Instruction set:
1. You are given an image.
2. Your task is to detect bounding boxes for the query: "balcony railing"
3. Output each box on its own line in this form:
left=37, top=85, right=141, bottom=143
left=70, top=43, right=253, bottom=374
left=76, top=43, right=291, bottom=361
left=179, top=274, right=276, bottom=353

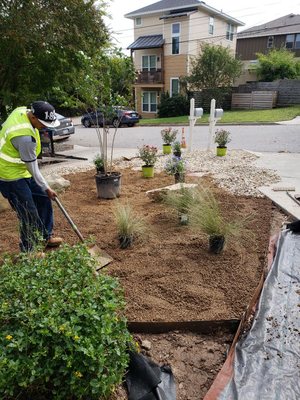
left=135, top=69, right=163, bottom=84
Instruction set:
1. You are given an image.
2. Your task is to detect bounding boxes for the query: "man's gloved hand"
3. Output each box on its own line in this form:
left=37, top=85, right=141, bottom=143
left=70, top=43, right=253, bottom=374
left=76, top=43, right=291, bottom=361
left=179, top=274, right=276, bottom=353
left=286, top=220, right=300, bottom=233
left=46, top=187, right=57, bottom=200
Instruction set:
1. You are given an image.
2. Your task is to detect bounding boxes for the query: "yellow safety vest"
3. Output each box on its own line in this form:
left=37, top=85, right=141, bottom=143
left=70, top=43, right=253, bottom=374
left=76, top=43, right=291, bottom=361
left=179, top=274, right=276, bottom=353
left=0, top=107, right=41, bottom=180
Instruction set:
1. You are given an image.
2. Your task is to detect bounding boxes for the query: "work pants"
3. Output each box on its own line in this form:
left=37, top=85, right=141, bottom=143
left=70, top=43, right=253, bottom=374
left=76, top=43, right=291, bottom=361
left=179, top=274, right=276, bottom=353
left=0, top=178, right=53, bottom=251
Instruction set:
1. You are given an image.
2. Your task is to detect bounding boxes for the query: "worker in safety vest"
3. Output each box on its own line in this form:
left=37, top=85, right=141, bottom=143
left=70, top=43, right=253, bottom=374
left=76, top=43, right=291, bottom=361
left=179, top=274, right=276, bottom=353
left=0, top=101, right=63, bottom=252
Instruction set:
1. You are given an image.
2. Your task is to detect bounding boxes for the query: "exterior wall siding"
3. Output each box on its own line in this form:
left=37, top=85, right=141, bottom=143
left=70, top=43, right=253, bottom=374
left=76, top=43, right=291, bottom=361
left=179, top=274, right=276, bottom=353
left=164, top=54, right=187, bottom=93
left=134, top=14, right=163, bottom=39
left=237, top=35, right=300, bottom=60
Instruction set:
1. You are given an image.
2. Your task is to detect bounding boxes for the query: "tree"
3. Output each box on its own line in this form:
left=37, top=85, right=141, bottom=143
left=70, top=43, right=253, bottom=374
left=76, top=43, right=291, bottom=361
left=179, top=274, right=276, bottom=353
left=0, top=0, right=109, bottom=118
left=185, top=43, right=242, bottom=107
left=256, top=48, right=300, bottom=82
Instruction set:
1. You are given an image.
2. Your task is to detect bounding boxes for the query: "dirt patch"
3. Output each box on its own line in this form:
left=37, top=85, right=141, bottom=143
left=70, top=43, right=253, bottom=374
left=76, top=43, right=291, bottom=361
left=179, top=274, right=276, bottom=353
left=0, top=168, right=285, bottom=399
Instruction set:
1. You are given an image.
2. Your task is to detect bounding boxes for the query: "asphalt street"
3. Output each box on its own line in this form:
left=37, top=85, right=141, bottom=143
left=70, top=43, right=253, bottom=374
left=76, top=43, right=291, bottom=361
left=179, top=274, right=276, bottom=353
left=69, top=123, right=300, bottom=153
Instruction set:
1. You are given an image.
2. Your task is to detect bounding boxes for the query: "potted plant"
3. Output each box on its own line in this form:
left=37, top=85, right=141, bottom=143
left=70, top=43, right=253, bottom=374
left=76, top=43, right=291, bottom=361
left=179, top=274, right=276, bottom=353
left=189, top=187, right=253, bottom=254
left=113, top=202, right=146, bottom=248
left=93, top=154, right=105, bottom=174
left=162, top=186, right=196, bottom=225
left=164, top=156, right=186, bottom=183
left=92, top=105, right=124, bottom=199
left=138, top=145, right=158, bottom=178
left=161, top=128, right=178, bottom=154
left=173, top=141, right=182, bottom=157
left=214, top=129, right=231, bottom=157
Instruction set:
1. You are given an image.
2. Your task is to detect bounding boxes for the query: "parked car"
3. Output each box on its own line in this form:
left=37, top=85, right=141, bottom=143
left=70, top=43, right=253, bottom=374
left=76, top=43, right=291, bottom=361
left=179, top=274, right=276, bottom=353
left=41, top=113, right=75, bottom=141
left=81, top=107, right=140, bottom=128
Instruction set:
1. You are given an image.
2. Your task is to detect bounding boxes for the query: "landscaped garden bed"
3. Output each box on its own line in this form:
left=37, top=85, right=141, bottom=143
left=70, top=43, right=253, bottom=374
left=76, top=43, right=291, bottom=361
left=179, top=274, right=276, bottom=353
left=0, top=167, right=284, bottom=399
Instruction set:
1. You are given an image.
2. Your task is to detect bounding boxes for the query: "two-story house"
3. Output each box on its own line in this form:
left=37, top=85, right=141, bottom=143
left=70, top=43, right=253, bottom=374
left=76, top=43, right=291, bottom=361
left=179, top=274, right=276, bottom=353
left=125, top=0, right=244, bottom=118
left=236, top=14, right=300, bottom=84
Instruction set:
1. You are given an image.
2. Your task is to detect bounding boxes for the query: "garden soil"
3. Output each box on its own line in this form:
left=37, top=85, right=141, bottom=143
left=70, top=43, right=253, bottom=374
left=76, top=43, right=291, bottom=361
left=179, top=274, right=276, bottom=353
left=0, top=168, right=285, bottom=399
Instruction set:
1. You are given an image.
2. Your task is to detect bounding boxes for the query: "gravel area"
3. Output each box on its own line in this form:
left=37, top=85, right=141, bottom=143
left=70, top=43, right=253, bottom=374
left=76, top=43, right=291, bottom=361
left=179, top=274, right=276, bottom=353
left=41, top=149, right=280, bottom=198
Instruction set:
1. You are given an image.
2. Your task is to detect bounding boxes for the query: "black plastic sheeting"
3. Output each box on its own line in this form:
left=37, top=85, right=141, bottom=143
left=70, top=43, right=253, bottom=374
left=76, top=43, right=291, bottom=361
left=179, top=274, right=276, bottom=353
left=126, top=351, right=176, bottom=400
left=219, top=230, right=300, bottom=399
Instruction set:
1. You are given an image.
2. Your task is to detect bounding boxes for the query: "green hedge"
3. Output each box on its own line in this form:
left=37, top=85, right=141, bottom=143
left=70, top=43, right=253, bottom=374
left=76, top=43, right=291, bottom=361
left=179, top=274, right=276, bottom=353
left=0, top=245, right=132, bottom=399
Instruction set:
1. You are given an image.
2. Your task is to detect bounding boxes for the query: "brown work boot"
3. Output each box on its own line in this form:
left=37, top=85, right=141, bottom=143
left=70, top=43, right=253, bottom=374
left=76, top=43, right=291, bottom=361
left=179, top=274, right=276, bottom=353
left=46, top=236, right=63, bottom=248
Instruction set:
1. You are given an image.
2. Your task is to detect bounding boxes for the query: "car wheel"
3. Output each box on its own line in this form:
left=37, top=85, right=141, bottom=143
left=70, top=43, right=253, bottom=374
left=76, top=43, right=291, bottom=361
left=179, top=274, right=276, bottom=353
left=112, top=118, right=120, bottom=128
left=127, top=123, right=134, bottom=127
left=83, top=119, right=91, bottom=128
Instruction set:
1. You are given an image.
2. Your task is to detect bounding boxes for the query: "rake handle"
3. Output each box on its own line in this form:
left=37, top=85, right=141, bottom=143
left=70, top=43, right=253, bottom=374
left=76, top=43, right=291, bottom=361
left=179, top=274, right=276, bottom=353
left=53, top=197, right=85, bottom=243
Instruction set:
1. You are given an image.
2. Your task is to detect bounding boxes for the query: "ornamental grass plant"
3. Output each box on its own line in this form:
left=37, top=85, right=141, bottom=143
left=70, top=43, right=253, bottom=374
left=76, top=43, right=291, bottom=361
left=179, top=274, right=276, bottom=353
left=189, top=186, right=254, bottom=247
left=0, top=244, right=132, bottom=399
left=162, top=186, right=197, bottom=224
left=113, top=202, right=147, bottom=248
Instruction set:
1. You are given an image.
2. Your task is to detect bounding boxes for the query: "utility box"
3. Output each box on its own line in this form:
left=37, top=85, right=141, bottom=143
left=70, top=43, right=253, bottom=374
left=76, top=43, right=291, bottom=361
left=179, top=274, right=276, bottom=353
left=194, top=108, right=203, bottom=118
left=214, top=109, right=223, bottom=119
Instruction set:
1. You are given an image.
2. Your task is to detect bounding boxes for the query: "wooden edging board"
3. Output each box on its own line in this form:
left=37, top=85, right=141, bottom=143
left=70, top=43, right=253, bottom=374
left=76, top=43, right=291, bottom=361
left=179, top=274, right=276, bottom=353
left=128, top=319, right=240, bottom=334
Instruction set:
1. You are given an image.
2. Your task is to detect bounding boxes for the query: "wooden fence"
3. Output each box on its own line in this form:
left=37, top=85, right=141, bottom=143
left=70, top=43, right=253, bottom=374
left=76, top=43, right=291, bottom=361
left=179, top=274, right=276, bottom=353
left=231, top=91, right=277, bottom=109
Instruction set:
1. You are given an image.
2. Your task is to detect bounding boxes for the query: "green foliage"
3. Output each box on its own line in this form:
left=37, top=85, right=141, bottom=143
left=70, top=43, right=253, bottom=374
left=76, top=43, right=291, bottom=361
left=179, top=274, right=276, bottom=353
left=158, top=92, right=189, bottom=117
left=164, top=156, right=186, bottom=176
left=93, top=154, right=104, bottom=173
left=162, top=186, right=197, bottom=216
left=160, top=127, right=178, bottom=144
left=113, top=202, right=147, bottom=248
left=0, top=245, right=132, bottom=399
left=189, top=187, right=253, bottom=241
left=256, top=48, right=300, bottom=81
left=138, top=145, right=158, bottom=166
left=173, top=141, right=182, bottom=153
left=214, top=129, right=231, bottom=148
left=185, top=44, right=242, bottom=106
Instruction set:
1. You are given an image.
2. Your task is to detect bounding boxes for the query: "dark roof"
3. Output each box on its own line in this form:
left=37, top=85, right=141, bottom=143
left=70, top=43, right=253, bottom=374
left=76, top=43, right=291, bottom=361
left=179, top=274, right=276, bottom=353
left=125, top=0, right=244, bottom=26
left=238, top=14, right=300, bottom=39
left=127, top=35, right=165, bottom=50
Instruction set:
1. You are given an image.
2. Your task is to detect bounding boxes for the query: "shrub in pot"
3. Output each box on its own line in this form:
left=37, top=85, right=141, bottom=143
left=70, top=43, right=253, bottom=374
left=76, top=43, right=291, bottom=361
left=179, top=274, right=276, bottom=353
left=138, top=144, right=158, bottom=178
left=93, top=153, right=105, bottom=174
left=0, top=245, right=132, bottom=399
left=161, top=127, right=178, bottom=154
left=164, top=155, right=186, bottom=183
left=173, top=141, right=182, bottom=157
left=214, top=129, right=231, bottom=157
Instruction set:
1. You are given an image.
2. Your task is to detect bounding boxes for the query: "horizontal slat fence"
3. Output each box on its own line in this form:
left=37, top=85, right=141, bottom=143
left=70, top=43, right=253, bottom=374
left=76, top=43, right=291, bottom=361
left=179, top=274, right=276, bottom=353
left=231, top=91, right=277, bottom=109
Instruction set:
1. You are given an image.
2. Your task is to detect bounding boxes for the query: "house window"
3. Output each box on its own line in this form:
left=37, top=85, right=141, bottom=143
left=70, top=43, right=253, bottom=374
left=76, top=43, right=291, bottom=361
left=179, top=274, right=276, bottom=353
left=135, top=17, right=142, bottom=26
left=226, top=24, right=234, bottom=41
left=142, top=55, right=156, bottom=71
left=170, top=78, right=180, bottom=97
left=209, top=17, right=214, bottom=35
left=172, top=23, right=180, bottom=54
left=267, top=36, right=274, bottom=48
left=295, top=33, right=300, bottom=49
left=142, top=91, right=157, bottom=112
left=286, top=34, right=295, bottom=49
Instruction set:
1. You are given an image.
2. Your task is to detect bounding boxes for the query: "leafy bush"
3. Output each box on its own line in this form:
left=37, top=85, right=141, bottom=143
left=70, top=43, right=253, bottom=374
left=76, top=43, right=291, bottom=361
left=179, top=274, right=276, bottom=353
left=138, top=144, right=158, bottom=166
left=214, top=129, right=231, bottom=148
left=0, top=245, right=132, bottom=399
left=158, top=92, right=189, bottom=117
left=164, top=156, right=186, bottom=176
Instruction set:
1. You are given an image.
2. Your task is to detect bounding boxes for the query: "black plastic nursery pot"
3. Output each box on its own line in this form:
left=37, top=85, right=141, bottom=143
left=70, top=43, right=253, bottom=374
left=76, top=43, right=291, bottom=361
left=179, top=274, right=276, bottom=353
left=209, top=235, right=225, bottom=254
left=95, top=172, right=121, bottom=199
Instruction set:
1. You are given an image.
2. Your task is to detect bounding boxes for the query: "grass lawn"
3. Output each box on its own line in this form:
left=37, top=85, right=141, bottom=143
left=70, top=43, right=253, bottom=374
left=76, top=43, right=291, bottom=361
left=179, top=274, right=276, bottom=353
left=140, top=105, right=300, bottom=125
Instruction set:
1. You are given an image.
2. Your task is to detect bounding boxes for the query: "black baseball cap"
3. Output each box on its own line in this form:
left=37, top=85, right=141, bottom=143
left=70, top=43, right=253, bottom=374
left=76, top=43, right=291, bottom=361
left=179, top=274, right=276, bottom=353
left=31, top=101, right=60, bottom=128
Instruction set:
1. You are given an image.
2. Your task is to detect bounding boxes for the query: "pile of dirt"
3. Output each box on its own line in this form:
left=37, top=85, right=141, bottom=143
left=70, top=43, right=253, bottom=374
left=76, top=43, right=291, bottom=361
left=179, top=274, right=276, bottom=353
left=0, top=168, right=284, bottom=399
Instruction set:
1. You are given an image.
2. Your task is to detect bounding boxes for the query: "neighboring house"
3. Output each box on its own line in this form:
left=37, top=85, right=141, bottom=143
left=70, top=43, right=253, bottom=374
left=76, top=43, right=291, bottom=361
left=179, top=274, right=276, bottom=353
left=125, top=0, right=244, bottom=118
left=235, top=14, right=300, bottom=85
